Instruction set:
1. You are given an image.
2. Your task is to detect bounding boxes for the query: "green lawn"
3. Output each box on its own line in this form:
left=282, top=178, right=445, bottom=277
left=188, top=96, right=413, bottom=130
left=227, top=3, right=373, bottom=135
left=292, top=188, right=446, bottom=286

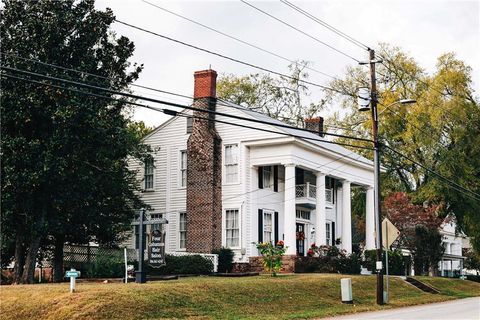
left=1, top=274, right=479, bottom=320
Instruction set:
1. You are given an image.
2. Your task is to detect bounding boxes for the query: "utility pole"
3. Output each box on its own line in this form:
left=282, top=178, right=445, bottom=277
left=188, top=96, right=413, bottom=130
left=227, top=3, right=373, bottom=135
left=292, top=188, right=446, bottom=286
left=369, top=48, right=384, bottom=305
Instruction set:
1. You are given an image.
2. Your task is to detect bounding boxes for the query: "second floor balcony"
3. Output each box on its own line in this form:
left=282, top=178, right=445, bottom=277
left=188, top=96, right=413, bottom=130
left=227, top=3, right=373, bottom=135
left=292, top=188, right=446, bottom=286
left=295, top=183, right=333, bottom=208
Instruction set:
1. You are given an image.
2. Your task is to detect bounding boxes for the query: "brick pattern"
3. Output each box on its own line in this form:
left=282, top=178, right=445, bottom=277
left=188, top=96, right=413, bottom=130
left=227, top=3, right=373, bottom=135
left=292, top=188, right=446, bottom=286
left=240, top=255, right=297, bottom=273
left=186, top=92, right=222, bottom=253
left=304, top=117, right=324, bottom=136
left=193, top=70, right=217, bottom=99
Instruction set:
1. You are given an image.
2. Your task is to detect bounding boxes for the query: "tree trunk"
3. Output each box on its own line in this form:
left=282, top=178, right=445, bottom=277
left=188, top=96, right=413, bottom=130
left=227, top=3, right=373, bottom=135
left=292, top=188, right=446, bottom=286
left=21, top=214, right=45, bottom=284
left=13, top=233, right=25, bottom=284
left=53, top=235, right=65, bottom=283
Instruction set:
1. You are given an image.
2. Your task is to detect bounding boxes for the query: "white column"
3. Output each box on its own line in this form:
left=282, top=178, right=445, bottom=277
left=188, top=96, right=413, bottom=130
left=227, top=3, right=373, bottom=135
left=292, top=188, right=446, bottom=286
left=365, top=186, right=375, bottom=250
left=315, top=172, right=327, bottom=246
left=341, top=180, right=352, bottom=253
left=284, top=164, right=296, bottom=255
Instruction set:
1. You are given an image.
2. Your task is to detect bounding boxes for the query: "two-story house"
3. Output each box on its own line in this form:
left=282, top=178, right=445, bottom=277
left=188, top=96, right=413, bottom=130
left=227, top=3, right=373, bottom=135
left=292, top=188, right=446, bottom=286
left=130, top=69, right=376, bottom=268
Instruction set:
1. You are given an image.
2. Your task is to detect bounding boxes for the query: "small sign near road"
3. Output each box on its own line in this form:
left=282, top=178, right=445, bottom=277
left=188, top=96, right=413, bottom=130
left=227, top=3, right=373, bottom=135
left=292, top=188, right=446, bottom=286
left=148, top=228, right=166, bottom=267
left=65, top=270, right=81, bottom=278
left=382, top=218, right=400, bottom=249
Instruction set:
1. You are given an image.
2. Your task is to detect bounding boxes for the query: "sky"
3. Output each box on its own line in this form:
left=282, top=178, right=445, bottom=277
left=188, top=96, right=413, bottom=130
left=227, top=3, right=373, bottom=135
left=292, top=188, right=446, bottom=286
left=95, top=0, right=480, bottom=127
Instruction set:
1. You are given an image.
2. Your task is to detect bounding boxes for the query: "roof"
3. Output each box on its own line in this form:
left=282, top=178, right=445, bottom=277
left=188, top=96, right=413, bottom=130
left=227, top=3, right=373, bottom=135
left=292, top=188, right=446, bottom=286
left=219, top=100, right=374, bottom=167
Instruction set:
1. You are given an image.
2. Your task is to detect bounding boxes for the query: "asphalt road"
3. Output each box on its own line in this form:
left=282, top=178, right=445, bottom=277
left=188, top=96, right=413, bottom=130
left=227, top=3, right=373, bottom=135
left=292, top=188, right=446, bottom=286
left=324, top=297, right=480, bottom=320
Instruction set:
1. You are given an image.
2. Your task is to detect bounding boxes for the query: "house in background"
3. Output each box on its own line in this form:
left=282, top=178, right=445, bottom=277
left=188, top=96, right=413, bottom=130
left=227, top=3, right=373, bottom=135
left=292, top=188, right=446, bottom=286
left=130, top=69, right=376, bottom=270
left=439, top=217, right=467, bottom=277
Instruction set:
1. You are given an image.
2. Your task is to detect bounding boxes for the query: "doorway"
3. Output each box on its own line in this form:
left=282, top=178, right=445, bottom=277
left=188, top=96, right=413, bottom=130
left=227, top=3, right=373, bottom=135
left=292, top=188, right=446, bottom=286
left=296, top=223, right=305, bottom=256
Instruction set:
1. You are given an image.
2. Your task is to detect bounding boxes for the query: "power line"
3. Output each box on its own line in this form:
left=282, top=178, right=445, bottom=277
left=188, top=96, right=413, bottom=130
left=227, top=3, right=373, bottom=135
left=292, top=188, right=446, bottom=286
left=280, top=0, right=371, bottom=51
left=113, top=19, right=357, bottom=97
left=0, top=68, right=374, bottom=151
left=141, top=0, right=337, bottom=80
left=240, top=0, right=361, bottom=63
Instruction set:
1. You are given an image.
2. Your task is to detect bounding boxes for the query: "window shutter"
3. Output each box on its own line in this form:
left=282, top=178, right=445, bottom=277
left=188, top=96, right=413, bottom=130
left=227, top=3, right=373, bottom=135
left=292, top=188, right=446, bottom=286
left=332, top=222, right=336, bottom=245
left=258, top=167, right=263, bottom=189
left=258, top=209, right=263, bottom=242
left=274, top=211, right=279, bottom=244
left=273, top=166, right=278, bottom=192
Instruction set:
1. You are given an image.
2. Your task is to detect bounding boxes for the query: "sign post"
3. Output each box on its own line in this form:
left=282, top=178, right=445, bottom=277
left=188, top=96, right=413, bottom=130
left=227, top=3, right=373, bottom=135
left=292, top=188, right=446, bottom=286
left=131, top=209, right=168, bottom=283
left=381, top=218, right=400, bottom=303
left=65, top=268, right=80, bottom=293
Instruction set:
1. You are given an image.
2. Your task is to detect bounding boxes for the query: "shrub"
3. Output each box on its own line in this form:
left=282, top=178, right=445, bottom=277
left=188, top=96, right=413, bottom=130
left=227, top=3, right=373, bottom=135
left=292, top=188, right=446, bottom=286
left=213, top=248, right=234, bottom=273
left=148, top=255, right=213, bottom=275
left=465, top=275, right=480, bottom=283
left=85, top=254, right=124, bottom=278
left=363, top=249, right=406, bottom=275
left=294, top=245, right=361, bottom=274
left=255, top=241, right=287, bottom=276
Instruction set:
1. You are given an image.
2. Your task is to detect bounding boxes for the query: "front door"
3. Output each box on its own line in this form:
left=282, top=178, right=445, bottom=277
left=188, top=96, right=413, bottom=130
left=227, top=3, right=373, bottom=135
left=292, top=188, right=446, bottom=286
left=296, top=223, right=305, bottom=256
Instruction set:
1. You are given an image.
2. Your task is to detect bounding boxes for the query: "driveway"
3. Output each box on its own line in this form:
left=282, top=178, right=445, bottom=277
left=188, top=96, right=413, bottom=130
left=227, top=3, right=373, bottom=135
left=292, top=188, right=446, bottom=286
left=324, top=297, right=480, bottom=320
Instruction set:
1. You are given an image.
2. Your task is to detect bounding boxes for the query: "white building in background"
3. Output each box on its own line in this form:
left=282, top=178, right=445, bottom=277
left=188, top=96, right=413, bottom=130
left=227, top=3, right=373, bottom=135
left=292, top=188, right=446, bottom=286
left=130, top=69, right=376, bottom=264
left=439, top=217, right=467, bottom=277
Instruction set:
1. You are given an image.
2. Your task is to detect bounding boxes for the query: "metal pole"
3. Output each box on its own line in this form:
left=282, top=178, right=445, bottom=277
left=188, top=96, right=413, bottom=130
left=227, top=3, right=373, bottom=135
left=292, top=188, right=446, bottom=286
left=124, top=247, right=128, bottom=284
left=385, top=226, right=389, bottom=303
left=369, top=48, right=384, bottom=305
left=136, top=208, right=146, bottom=283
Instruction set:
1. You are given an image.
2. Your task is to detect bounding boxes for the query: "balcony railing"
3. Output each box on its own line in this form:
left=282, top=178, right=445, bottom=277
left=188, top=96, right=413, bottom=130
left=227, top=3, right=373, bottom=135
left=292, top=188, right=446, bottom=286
left=295, top=184, right=333, bottom=205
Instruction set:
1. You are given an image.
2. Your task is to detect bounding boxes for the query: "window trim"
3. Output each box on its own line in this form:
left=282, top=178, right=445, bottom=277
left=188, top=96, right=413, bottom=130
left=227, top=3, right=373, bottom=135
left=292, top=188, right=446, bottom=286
left=179, top=150, right=187, bottom=189
left=223, top=208, right=241, bottom=249
left=224, top=143, right=239, bottom=185
left=262, top=166, right=274, bottom=190
left=178, top=211, right=187, bottom=251
left=262, top=209, right=275, bottom=244
left=326, top=221, right=332, bottom=246
left=143, top=158, right=155, bottom=191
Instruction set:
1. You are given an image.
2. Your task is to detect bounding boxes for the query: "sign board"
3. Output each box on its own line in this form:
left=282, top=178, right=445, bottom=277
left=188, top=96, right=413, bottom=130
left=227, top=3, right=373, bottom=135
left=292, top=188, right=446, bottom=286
left=65, top=270, right=81, bottom=278
left=148, top=227, right=166, bottom=267
left=382, top=218, right=400, bottom=249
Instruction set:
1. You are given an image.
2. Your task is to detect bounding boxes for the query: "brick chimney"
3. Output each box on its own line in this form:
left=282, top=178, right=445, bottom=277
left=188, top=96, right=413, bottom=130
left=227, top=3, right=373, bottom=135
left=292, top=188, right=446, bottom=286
left=304, top=117, right=324, bottom=137
left=186, top=69, right=222, bottom=253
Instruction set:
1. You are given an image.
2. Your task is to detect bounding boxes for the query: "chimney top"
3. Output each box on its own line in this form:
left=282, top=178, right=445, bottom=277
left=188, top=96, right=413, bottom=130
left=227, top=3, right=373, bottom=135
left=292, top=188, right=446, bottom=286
left=194, top=69, right=217, bottom=99
left=304, top=117, right=324, bottom=137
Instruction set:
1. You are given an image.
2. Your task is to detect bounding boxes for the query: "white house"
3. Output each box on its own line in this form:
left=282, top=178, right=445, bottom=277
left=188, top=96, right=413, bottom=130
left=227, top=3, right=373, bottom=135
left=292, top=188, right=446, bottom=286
left=439, top=217, right=467, bottom=277
left=130, top=69, right=376, bottom=267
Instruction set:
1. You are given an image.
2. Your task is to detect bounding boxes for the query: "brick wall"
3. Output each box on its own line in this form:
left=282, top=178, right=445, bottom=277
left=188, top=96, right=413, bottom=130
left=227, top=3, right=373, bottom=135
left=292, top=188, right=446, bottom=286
left=186, top=69, right=223, bottom=253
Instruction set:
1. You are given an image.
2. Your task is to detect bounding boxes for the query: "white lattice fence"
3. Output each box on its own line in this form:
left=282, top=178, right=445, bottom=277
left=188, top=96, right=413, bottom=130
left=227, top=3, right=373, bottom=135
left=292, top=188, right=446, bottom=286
left=167, top=251, right=219, bottom=272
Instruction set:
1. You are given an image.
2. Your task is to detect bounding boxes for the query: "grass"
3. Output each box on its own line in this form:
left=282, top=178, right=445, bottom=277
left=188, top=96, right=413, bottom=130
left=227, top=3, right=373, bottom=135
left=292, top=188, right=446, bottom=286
left=1, top=274, right=479, bottom=320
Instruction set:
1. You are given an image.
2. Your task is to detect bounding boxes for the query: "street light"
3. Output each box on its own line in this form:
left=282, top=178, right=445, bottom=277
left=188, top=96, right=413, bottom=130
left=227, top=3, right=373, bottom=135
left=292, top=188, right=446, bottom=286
left=358, top=93, right=415, bottom=304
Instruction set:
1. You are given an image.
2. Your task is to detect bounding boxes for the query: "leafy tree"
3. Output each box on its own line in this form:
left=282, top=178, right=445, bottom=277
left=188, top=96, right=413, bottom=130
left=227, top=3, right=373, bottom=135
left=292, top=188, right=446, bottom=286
left=217, top=62, right=326, bottom=127
left=326, top=44, right=480, bottom=250
left=463, top=248, right=480, bottom=275
left=1, top=0, right=149, bottom=283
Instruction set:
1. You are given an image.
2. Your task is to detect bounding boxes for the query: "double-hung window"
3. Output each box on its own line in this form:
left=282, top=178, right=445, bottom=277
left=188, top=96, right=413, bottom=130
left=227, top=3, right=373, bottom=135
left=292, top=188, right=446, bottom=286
left=180, top=150, right=187, bottom=188
left=326, top=222, right=331, bottom=246
left=263, top=211, right=273, bottom=243
left=225, top=209, right=240, bottom=248
left=144, top=158, right=154, bottom=190
left=225, top=144, right=239, bottom=184
left=263, top=166, right=273, bottom=189
left=179, top=212, right=187, bottom=249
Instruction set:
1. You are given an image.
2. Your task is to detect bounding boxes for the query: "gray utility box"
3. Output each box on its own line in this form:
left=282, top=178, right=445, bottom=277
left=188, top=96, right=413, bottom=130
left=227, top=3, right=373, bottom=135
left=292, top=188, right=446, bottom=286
left=341, top=278, right=353, bottom=304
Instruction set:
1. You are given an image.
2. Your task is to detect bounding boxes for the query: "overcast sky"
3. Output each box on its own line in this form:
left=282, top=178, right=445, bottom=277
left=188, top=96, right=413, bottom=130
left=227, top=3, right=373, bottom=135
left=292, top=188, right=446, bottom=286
left=95, top=0, right=479, bottom=127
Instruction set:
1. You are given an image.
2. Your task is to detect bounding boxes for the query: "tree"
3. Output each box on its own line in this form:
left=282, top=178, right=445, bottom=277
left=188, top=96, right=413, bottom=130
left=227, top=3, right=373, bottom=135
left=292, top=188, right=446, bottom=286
left=1, top=0, right=149, bottom=283
left=384, top=192, right=444, bottom=275
left=217, top=61, right=326, bottom=127
left=326, top=44, right=480, bottom=250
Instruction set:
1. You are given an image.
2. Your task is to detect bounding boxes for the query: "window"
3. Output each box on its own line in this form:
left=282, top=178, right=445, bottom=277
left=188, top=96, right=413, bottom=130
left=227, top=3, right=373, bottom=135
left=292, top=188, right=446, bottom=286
left=186, top=117, right=193, bottom=134
left=144, top=158, right=154, bottom=190
left=263, top=166, right=273, bottom=189
left=225, top=209, right=240, bottom=247
left=180, top=150, right=187, bottom=188
left=263, top=211, right=273, bottom=243
left=296, top=210, right=311, bottom=220
left=179, top=212, right=187, bottom=249
left=326, top=222, right=331, bottom=246
left=225, top=144, right=239, bottom=183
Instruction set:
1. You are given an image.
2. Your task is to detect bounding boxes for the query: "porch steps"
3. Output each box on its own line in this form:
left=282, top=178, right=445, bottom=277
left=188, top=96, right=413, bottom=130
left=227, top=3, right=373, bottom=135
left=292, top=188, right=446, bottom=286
left=405, top=277, right=440, bottom=294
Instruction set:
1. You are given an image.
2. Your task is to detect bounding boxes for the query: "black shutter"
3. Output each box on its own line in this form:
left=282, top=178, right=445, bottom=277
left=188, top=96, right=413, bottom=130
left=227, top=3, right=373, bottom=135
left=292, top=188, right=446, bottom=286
left=273, top=166, right=278, bottom=192
left=274, top=211, right=279, bottom=244
left=332, top=222, right=336, bottom=246
left=258, top=209, right=263, bottom=242
left=258, top=167, right=264, bottom=189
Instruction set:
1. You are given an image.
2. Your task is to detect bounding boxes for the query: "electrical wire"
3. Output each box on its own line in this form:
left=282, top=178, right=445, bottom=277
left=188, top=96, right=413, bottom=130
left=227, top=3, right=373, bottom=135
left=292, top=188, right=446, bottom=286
left=141, top=0, right=337, bottom=80
left=240, top=0, right=361, bottom=63
left=280, top=0, right=371, bottom=51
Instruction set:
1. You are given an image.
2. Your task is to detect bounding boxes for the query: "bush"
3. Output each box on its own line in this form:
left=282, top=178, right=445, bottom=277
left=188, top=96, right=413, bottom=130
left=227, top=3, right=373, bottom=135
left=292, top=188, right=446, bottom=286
left=295, top=245, right=361, bottom=274
left=148, top=255, right=213, bottom=275
left=363, top=249, right=406, bottom=275
left=85, top=254, right=125, bottom=278
left=213, top=248, right=234, bottom=273
left=465, top=275, right=480, bottom=283
left=255, top=241, right=287, bottom=276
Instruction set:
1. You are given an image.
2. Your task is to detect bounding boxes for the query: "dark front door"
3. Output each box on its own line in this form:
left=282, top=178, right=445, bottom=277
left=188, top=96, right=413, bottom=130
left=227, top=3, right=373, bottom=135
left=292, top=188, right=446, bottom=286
left=296, top=223, right=305, bottom=256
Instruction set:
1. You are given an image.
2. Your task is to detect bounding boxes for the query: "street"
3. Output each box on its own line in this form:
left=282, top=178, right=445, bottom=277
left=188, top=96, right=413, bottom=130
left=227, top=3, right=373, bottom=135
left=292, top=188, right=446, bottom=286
left=325, top=297, right=480, bottom=320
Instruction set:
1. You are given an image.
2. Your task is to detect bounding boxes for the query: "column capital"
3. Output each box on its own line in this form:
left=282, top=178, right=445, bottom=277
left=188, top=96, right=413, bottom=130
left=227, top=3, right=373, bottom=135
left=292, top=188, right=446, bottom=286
left=283, top=163, right=296, bottom=168
left=342, top=180, right=351, bottom=186
left=365, top=185, right=374, bottom=190
left=314, top=171, right=326, bottom=177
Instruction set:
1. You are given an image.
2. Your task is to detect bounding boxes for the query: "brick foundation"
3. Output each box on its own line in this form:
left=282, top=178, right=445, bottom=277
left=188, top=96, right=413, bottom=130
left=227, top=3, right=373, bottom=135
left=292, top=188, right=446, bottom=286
left=235, top=255, right=297, bottom=274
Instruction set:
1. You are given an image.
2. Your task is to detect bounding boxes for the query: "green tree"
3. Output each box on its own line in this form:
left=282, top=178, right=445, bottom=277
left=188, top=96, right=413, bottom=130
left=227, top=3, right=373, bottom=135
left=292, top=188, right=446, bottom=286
left=1, top=0, right=149, bottom=283
left=326, top=44, right=480, bottom=250
left=217, top=62, right=326, bottom=127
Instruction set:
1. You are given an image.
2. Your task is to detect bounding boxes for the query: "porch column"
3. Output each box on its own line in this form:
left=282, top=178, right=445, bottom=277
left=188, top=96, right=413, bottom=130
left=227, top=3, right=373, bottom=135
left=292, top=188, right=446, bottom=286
left=315, top=172, right=327, bottom=246
left=341, top=180, right=352, bottom=253
left=284, top=164, right=296, bottom=255
left=365, top=186, right=375, bottom=250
